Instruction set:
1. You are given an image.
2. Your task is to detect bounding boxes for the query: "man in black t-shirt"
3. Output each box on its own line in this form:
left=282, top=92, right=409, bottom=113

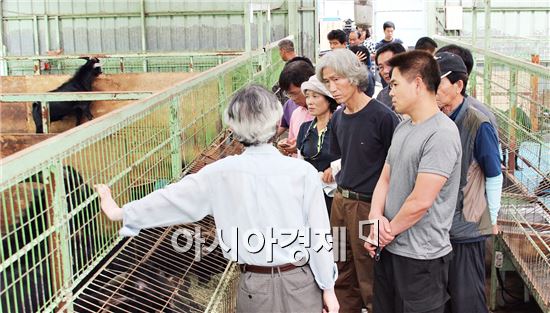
left=316, top=48, right=399, bottom=312
left=375, top=21, right=404, bottom=88
left=374, top=21, right=403, bottom=51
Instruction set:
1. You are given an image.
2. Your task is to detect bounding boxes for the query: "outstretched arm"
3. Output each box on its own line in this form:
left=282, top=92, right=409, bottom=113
left=95, top=184, right=123, bottom=221
left=95, top=172, right=212, bottom=236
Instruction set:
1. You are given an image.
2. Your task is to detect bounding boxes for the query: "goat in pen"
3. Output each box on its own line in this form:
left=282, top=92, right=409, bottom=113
left=32, top=57, right=102, bottom=133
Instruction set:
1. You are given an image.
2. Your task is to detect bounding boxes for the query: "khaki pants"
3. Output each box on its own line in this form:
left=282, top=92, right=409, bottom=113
left=236, top=265, right=322, bottom=313
left=331, top=191, right=374, bottom=313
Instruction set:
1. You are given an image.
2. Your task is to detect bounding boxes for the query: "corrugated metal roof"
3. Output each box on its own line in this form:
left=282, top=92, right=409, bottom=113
left=1, top=0, right=296, bottom=56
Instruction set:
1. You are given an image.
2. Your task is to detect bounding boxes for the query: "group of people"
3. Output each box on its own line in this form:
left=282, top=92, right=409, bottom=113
left=94, top=21, right=503, bottom=313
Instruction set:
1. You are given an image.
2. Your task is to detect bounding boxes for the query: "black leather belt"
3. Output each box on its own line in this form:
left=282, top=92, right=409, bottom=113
left=337, top=186, right=372, bottom=202
left=239, top=263, right=299, bottom=274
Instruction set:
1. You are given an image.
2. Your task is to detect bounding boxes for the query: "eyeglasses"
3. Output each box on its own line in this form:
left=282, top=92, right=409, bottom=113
left=283, top=90, right=302, bottom=99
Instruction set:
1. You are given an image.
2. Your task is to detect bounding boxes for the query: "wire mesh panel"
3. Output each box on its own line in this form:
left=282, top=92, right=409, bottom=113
left=70, top=132, right=244, bottom=313
left=498, top=204, right=550, bottom=309
left=487, top=66, right=546, bottom=207
left=2, top=53, right=238, bottom=76
left=72, top=219, right=227, bottom=313
left=444, top=36, right=550, bottom=63
left=1, top=172, right=56, bottom=312
left=0, top=40, right=286, bottom=312
left=478, top=61, right=550, bottom=207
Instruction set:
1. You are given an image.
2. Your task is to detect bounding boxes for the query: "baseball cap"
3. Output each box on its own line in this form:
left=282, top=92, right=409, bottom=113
left=435, top=51, right=467, bottom=78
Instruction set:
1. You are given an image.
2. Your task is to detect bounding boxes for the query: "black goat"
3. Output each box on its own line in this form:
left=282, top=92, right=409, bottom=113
left=1, top=181, right=51, bottom=313
left=32, top=57, right=102, bottom=133
left=22, top=166, right=99, bottom=273
left=1, top=166, right=99, bottom=312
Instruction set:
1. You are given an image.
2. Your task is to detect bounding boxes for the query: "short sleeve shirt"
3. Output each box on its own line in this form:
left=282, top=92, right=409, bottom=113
left=330, top=99, right=398, bottom=194
left=385, top=112, right=462, bottom=260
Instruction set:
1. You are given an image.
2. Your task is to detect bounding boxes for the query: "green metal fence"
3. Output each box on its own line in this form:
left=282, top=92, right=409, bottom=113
left=443, top=36, right=550, bottom=62
left=0, top=38, right=286, bottom=312
left=0, top=52, right=239, bottom=76
left=435, top=35, right=550, bottom=312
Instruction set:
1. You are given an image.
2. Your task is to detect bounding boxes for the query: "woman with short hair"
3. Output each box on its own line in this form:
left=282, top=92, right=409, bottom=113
left=297, top=75, right=339, bottom=214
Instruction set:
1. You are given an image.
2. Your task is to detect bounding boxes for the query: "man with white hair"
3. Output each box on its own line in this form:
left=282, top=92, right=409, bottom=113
left=94, top=85, right=340, bottom=313
left=316, top=48, right=399, bottom=312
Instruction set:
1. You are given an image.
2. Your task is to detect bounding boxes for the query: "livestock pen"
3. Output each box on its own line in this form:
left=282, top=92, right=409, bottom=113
left=0, top=40, right=285, bottom=312
left=0, top=58, right=211, bottom=153
left=0, top=1, right=312, bottom=310
left=2, top=1, right=548, bottom=312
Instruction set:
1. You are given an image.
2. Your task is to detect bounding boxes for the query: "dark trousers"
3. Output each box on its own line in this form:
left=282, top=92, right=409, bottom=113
left=373, top=250, right=452, bottom=313
left=330, top=192, right=373, bottom=312
left=446, top=240, right=489, bottom=313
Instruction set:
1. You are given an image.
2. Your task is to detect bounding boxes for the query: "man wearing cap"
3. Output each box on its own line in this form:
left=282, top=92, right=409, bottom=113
left=437, top=45, right=499, bottom=131
left=435, top=51, right=502, bottom=313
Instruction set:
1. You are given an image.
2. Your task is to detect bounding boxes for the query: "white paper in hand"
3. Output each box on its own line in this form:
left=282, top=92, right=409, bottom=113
left=319, top=172, right=337, bottom=197
left=330, top=159, right=341, bottom=177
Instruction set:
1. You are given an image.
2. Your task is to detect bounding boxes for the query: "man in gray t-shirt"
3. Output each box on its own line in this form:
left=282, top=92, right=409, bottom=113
left=364, top=50, right=462, bottom=313
left=384, top=112, right=461, bottom=259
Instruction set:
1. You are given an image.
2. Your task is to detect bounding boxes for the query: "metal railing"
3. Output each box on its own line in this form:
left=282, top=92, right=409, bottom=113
left=0, top=52, right=239, bottom=76
left=0, top=92, right=155, bottom=134
left=441, top=36, right=550, bottom=62
left=496, top=205, right=550, bottom=311
left=0, top=36, right=287, bottom=312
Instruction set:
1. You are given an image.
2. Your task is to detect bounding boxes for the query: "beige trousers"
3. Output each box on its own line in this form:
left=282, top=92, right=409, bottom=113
left=236, top=265, right=323, bottom=313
